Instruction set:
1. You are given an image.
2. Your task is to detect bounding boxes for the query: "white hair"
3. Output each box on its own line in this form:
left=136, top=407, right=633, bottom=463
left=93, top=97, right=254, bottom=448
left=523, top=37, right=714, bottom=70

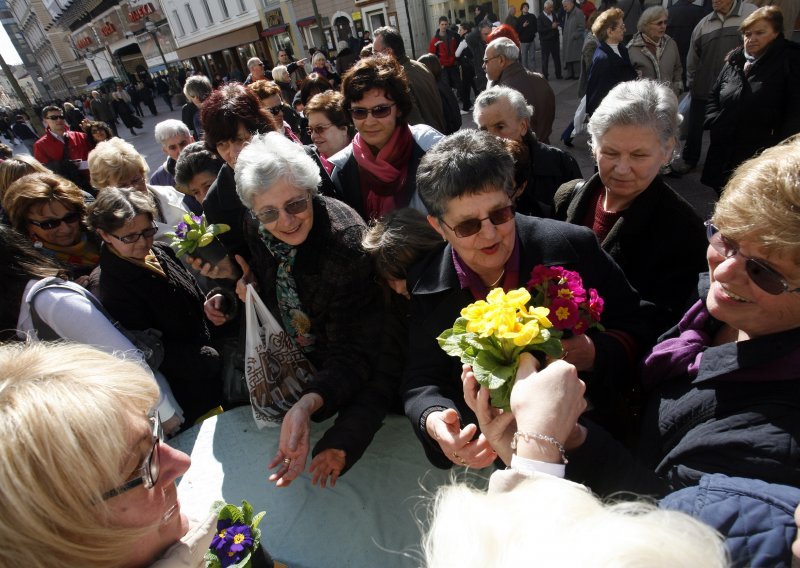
left=487, top=37, right=519, bottom=60
left=154, top=119, right=191, bottom=145
left=247, top=57, right=262, bottom=70
left=271, top=64, right=290, bottom=83
left=473, top=85, right=534, bottom=124
left=423, top=475, right=728, bottom=568
left=234, top=132, right=321, bottom=209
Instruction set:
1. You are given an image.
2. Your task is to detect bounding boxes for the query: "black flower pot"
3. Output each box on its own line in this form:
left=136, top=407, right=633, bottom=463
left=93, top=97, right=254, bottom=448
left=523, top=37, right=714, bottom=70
left=194, top=237, right=228, bottom=265
left=251, top=545, right=274, bottom=568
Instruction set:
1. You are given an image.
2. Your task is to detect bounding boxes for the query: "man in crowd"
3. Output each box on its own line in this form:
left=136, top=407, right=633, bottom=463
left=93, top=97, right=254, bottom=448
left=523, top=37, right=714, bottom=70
left=516, top=2, right=539, bottom=72
left=244, top=57, right=269, bottom=85
left=429, top=16, right=461, bottom=90
left=672, top=0, right=756, bottom=174
left=466, top=19, right=493, bottom=92
left=667, top=0, right=707, bottom=88
left=151, top=119, right=195, bottom=187
left=33, top=105, right=92, bottom=192
left=484, top=37, right=556, bottom=143
left=372, top=26, right=447, bottom=133
left=90, top=90, right=118, bottom=137
left=538, top=0, right=562, bottom=80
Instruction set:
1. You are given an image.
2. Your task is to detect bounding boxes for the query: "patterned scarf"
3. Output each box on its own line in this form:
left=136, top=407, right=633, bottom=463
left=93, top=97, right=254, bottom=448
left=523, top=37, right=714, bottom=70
left=259, top=226, right=316, bottom=353
left=38, top=232, right=100, bottom=272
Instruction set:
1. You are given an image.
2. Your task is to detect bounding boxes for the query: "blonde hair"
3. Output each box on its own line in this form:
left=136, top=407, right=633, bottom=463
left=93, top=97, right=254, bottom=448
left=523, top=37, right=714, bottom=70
left=0, top=343, right=160, bottom=568
left=713, top=135, right=800, bottom=260
left=423, top=475, right=728, bottom=567
left=88, top=137, right=149, bottom=190
left=592, top=7, right=624, bottom=41
left=0, top=155, right=49, bottom=197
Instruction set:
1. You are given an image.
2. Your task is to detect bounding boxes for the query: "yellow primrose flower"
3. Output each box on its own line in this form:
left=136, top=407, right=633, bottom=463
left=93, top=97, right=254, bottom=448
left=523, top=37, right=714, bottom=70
left=524, top=306, right=553, bottom=328
left=461, top=300, right=490, bottom=321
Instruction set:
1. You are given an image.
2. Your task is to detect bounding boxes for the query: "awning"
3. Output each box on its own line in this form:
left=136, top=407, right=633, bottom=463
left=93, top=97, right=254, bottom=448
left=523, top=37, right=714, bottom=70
left=261, top=24, right=289, bottom=37
left=176, top=24, right=262, bottom=60
left=297, top=16, right=316, bottom=27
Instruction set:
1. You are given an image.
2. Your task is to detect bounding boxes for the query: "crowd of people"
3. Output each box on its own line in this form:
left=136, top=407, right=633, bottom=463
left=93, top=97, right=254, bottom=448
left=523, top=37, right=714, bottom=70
left=2, top=1, right=800, bottom=565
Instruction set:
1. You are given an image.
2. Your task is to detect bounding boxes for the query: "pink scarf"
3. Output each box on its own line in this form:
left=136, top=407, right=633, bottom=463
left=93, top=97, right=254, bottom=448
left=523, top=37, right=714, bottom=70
left=352, top=124, right=413, bottom=218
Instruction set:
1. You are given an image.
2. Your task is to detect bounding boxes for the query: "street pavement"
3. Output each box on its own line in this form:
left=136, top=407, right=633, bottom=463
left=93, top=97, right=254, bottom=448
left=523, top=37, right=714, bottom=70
left=12, top=81, right=718, bottom=222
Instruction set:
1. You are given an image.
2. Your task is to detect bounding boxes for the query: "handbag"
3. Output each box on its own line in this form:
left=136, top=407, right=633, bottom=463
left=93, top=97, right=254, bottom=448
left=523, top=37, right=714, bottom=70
left=244, top=283, right=315, bottom=429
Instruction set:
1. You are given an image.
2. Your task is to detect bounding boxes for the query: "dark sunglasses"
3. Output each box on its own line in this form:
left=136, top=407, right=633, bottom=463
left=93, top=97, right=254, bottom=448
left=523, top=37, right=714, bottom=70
left=103, top=412, right=163, bottom=500
left=349, top=103, right=395, bottom=120
left=108, top=224, right=158, bottom=244
left=440, top=205, right=515, bottom=238
left=46, top=115, right=65, bottom=120
left=251, top=195, right=310, bottom=224
left=705, top=221, right=800, bottom=295
left=28, top=210, right=81, bottom=230
left=307, top=123, right=333, bottom=136
left=267, top=105, right=283, bottom=115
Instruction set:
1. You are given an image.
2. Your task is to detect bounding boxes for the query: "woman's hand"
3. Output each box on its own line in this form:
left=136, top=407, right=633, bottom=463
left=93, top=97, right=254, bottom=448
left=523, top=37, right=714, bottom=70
left=234, top=255, right=255, bottom=302
left=561, top=334, right=596, bottom=372
left=204, top=294, right=229, bottom=326
left=462, top=364, right=516, bottom=464
left=425, top=409, right=497, bottom=468
left=267, top=393, right=323, bottom=487
left=186, top=254, right=240, bottom=281
left=309, top=448, right=346, bottom=488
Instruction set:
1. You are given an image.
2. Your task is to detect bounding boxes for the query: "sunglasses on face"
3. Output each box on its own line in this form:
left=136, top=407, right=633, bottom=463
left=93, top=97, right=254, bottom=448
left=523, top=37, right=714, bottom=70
left=108, top=224, right=158, bottom=244
left=28, top=210, right=81, bottom=230
left=706, top=221, right=800, bottom=295
left=251, top=195, right=310, bottom=224
left=307, top=123, right=334, bottom=136
left=440, top=205, right=515, bottom=238
left=103, top=412, right=163, bottom=500
left=267, top=105, right=283, bottom=115
left=46, top=115, right=65, bottom=121
left=349, top=103, right=396, bottom=120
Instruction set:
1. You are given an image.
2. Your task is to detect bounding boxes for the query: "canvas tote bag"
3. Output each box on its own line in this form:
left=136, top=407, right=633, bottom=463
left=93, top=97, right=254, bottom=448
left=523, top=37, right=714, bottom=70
left=244, top=283, right=315, bottom=429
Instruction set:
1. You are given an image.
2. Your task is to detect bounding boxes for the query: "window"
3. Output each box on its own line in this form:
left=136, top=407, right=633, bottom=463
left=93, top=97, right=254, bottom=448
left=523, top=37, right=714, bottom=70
left=172, top=10, right=186, bottom=36
left=219, top=0, right=229, bottom=18
left=185, top=4, right=198, bottom=31
left=237, top=0, right=247, bottom=14
left=201, top=0, right=214, bottom=23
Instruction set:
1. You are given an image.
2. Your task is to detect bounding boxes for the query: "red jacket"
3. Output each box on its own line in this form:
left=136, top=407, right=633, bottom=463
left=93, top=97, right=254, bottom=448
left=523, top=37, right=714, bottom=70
left=428, top=31, right=459, bottom=68
left=33, top=129, right=91, bottom=166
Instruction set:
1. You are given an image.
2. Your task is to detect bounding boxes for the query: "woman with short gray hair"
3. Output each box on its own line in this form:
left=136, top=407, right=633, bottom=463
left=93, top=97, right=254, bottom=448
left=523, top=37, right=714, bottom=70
left=627, top=6, right=683, bottom=96
left=204, top=131, right=382, bottom=488
left=182, top=75, right=213, bottom=139
left=554, top=79, right=706, bottom=333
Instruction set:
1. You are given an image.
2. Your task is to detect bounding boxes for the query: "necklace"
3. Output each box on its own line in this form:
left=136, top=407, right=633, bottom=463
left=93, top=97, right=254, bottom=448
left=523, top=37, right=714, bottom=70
left=488, top=269, right=505, bottom=288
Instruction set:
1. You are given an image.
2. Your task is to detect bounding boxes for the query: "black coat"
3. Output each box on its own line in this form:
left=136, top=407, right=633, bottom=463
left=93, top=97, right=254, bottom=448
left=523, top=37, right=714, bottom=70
left=95, top=242, right=221, bottom=421
left=537, top=12, right=560, bottom=45
left=585, top=42, right=638, bottom=115
left=702, top=37, right=800, bottom=191
left=403, top=214, right=657, bottom=468
left=516, top=12, right=538, bottom=43
left=520, top=133, right=583, bottom=218
left=553, top=173, right=707, bottom=334
left=245, top=196, right=383, bottom=420
left=567, top=274, right=800, bottom=498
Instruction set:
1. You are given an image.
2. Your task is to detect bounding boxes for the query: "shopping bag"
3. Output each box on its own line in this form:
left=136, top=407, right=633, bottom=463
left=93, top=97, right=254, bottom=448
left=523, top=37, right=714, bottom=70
left=678, top=93, right=691, bottom=140
left=573, top=95, right=588, bottom=137
left=244, top=283, right=315, bottom=429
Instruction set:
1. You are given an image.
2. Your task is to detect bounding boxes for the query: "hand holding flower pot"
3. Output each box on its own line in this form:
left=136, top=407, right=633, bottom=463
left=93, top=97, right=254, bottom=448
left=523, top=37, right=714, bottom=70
left=166, top=213, right=231, bottom=265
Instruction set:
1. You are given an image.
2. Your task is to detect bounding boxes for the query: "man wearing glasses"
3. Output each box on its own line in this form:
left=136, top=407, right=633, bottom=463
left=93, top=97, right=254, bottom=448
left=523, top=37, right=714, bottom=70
left=33, top=105, right=93, bottom=192
left=244, top=57, right=270, bottom=85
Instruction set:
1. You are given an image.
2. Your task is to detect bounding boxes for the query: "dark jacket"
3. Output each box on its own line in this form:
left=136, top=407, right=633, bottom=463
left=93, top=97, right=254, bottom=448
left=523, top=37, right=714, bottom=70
left=95, top=242, right=221, bottom=421
left=666, top=0, right=706, bottom=85
left=335, top=47, right=358, bottom=75
left=586, top=42, right=638, bottom=115
left=519, top=133, right=582, bottom=218
left=537, top=11, right=560, bottom=45
left=245, top=196, right=382, bottom=420
left=702, top=37, right=800, bottom=191
left=567, top=274, right=800, bottom=497
left=436, top=75, right=462, bottom=135
left=553, top=173, right=706, bottom=333
left=662, top=474, right=800, bottom=568
left=182, top=101, right=198, bottom=138
left=516, top=12, right=538, bottom=43
left=403, top=214, right=657, bottom=468
left=493, top=61, right=556, bottom=143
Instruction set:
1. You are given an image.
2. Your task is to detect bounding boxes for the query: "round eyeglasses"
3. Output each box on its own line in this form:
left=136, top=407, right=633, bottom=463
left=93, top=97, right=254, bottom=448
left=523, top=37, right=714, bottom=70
left=251, top=195, right=311, bottom=225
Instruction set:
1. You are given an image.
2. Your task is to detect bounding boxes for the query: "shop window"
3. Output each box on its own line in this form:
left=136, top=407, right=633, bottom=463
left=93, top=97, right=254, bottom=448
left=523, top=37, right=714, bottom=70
left=219, top=0, right=230, bottom=19
left=185, top=4, right=198, bottom=31
left=201, top=0, right=214, bottom=24
left=172, top=10, right=186, bottom=36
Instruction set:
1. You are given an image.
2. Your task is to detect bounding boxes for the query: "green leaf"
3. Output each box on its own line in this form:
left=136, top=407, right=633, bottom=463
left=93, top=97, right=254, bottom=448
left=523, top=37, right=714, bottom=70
left=242, top=500, right=254, bottom=525
left=251, top=511, right=266, bottom=530
left=210, top=223, right=231, bottom=236
left=183, top=213, right=194, bottom=225
left=473, top=350, right=515, bottom=390
left=205, top=550, right=222, bottom=568
left=187, top=229, right=201, bottom=240
left=451, top=317, right=468, bottom=335
left=229, top=550, right=251, bottom=568
left=198, top=233, right=214, bottom=247
left=489, top=380, right=513, bottom=411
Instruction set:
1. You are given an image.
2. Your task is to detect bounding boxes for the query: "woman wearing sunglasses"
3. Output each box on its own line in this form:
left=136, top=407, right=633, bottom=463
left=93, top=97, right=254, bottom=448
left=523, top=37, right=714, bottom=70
left=2, top=171, right=101, bottom=280
left=329, top=54, right=443, bottom=221
left=303, top=90, right=353, bottom=172
left=246, top=79, right=302, bottom=143
left=554, top=80, right=707, bottom=335
left=404, top=129, right=655, bottom=469
left=204, top=132, right=381, bottom=487
left=89, top=187, right=222, bottom=424
left=476, top=135, right=800, bottom=502
left=0, top=342, right=211, bottom=568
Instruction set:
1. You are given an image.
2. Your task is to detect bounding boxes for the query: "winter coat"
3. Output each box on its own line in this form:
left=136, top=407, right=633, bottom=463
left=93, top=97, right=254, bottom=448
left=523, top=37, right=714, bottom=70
left=578, top=32, right=598, bottom=98
left=702, top=36, right=800, bottom=191
left=627, top=32, right=683, bottom=96
left=585, top=42, right=638, bottom=115
left=562, top=7, right=586, bottom=64
left=492, top=61, right=556, bottom=143
left=538, top=11, right=560, bottom=46
left=519, top=132, right=583, bottom=218
left=428, top=30, right=460, bottom=68
left=666, top=0, right=706, bottom=83
left=396, top=55, right=446, bottom=133
left=516, top=12, right=538, bottom=43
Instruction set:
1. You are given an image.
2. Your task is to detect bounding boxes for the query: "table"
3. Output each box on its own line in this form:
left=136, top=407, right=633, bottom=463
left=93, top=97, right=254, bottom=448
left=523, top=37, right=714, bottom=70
left=169, top=406, right=489, bottom=567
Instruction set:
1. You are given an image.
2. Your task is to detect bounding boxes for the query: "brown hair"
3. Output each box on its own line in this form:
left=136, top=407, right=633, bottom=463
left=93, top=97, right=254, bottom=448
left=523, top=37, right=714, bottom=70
left=0, top=156, right=49, bottom=198
left=248, top=79, right=282, bottom=101
left=304, top=90, right=352, bottom=130
left=593, top=7, right=624, bottom=42
left=2, top=172, right=87, bottom=235
left=341, top=54, right=413, bottom=123
left=201, top=83, right=279, bottom=152
left=362, top=208, right=442, bottom=280
left=740, top=5, right=783, bottom=34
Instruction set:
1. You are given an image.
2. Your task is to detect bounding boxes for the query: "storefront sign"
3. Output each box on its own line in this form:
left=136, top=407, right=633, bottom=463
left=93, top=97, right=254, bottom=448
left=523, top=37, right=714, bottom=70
left=75, top=36, right=94, bottom=49
left=128, top=3, right=156, bottom=23
left=100, top=21, right=117, bottom=36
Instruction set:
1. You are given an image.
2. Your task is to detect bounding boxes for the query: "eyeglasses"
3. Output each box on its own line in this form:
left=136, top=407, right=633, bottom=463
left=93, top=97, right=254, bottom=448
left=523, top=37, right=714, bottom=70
left=349, top=103, right=396, bottom=120
left=28, top=210, right=81, bottom=230
left=482, top=55, right=501, bottom=64
left=307, top=123, right=334, bottom=136
left=46, top=115, right=65, bottom=121
left=119, top=175, right=146, bottom=187
left=108, top=224, right=158, bottom=244
left=251, top=195, right=311, bottom=224
left=440, top=205, right=515, bottom=238
left=102, top=412, right=163, bottom=500
left=267, top=105, right=284, bottom=115
left=705, top=221, right=800, bottom=295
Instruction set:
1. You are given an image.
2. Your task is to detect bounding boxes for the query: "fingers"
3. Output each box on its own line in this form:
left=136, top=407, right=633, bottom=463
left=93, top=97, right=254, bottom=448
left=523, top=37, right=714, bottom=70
left=234, top=254, right=252, bottom=281
left=517, top=352, right=541, bottom=380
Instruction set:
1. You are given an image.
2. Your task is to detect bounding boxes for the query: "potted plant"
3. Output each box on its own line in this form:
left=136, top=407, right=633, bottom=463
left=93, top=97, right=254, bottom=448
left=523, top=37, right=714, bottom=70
left=166, top=213, right=230, bottom=265
left=206, top=500, right=273, bottom=568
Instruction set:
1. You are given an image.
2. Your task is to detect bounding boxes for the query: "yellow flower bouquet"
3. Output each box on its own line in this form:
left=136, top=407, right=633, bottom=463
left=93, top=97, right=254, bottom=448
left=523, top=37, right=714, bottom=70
left=438, top=288, right=563, bottom=410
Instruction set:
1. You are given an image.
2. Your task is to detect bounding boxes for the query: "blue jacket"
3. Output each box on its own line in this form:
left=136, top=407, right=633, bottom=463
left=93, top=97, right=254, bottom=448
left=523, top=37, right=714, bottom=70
left=661, top=474, right=800, bottom=568
left=586, top=41, right=637, bottom=115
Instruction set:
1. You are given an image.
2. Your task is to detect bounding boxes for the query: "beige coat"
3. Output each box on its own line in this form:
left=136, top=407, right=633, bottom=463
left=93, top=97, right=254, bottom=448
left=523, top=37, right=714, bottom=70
left=627, top=33, right=684, bottom=96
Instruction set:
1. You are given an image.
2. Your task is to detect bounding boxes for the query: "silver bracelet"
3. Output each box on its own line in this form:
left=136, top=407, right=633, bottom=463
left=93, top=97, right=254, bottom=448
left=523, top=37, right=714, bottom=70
left=511, top=431, right=568, bottom=464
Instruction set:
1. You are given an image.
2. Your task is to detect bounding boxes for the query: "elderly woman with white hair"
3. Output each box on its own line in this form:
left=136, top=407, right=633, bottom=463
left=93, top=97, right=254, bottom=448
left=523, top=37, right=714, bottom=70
left=554, top=79, right=706, bottom=334
left=627, top=6, right=683, bottom=97
left=204, top=131, right=382, bottom=487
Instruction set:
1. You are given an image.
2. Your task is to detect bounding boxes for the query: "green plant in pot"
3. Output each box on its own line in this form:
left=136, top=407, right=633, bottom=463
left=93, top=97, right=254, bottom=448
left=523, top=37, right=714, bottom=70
left=166, top=213, right=230, bottom=265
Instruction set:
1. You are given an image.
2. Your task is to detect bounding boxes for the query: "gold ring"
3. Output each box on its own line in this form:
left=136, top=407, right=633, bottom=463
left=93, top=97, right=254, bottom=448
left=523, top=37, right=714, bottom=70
left=283, top=457, right=291, bottom=465
left=452, top=451, right=460, bottom=460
